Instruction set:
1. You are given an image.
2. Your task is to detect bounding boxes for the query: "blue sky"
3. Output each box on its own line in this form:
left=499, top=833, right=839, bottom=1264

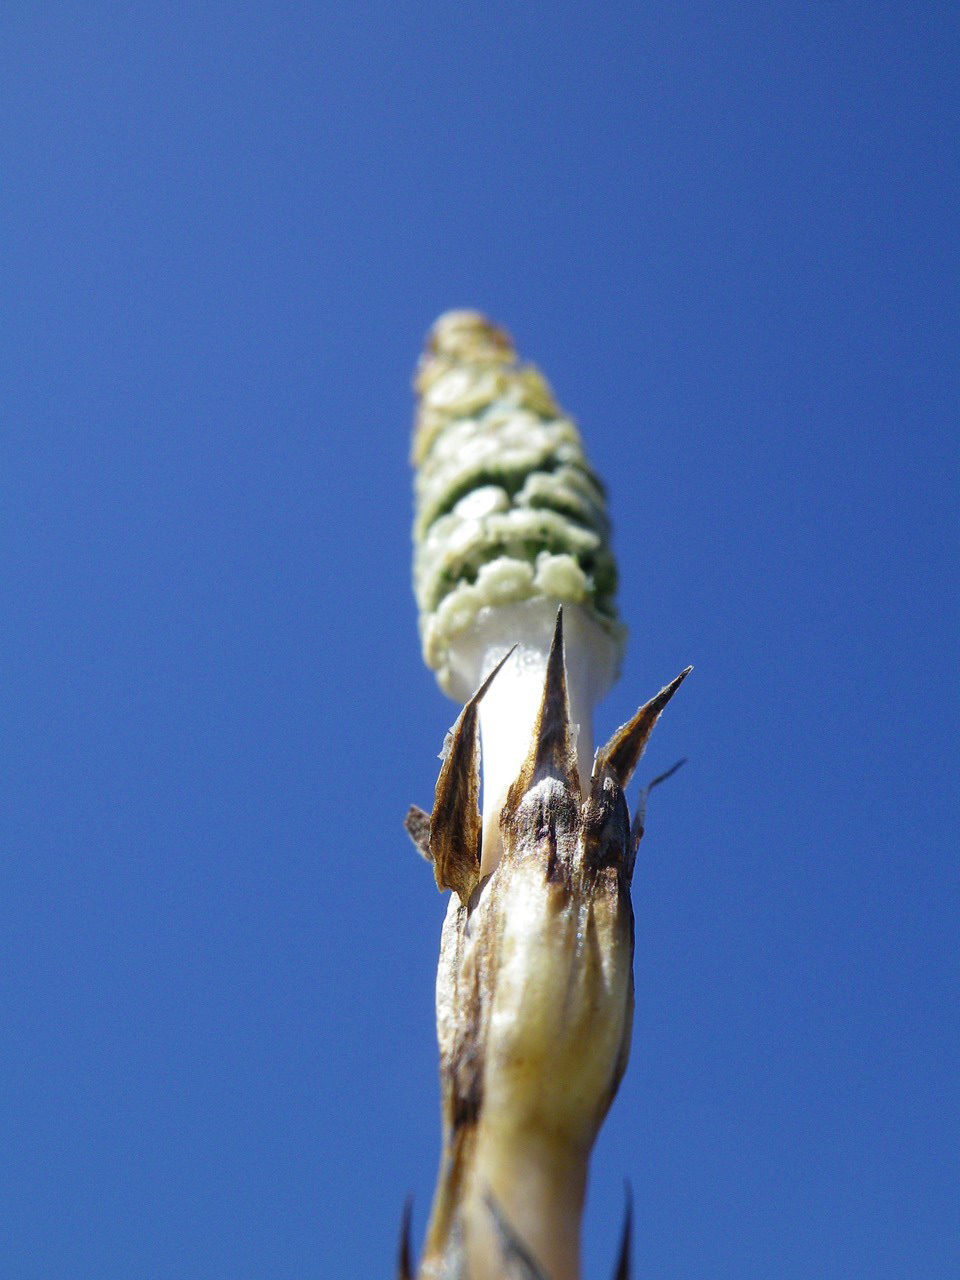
left=3, top=4, right=958, bottom=1277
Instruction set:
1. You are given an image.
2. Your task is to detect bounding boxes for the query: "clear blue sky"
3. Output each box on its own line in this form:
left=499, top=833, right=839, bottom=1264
left=4, top=4, right=958, bottom=1277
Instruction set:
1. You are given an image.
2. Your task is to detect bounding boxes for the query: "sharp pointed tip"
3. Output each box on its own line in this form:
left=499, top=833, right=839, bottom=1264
left=545, top=606, right=566, bottom=692
left=527, top=602, right=579, bottom=793
left=397, top=1196, right=414, bottom=1280
left=470, top=642, right=519, bottom=707
left=595, top=665, right=692, bottom=791
left=543, top=606, right=566, bottom=693
left=659, top=667, right=692, bottom=710
left=656, top=666, right=693, bottom=706
left=613, top=1183, right=632, bottom=1280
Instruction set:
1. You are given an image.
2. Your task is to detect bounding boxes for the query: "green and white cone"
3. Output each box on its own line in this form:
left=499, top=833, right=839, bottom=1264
left=413, top=311, right=628, bottom=872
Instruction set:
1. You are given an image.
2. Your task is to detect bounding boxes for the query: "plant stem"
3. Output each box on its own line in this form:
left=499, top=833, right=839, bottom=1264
left=406, top=312, right=690, bottom=1279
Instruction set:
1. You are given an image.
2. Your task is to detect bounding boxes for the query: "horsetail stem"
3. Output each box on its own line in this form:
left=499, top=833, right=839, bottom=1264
left=405, top=312, right=690, bottom=1280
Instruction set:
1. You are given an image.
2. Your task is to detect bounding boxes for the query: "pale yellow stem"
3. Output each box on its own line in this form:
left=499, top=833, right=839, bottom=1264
left=463, top=1125, right=589, bottom=1280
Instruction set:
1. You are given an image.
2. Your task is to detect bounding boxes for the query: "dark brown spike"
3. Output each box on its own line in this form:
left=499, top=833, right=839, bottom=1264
left=396, top=1196, right=414, bottom=1280
left=430, top=646, right=517, bottom=902
left=484, top=1193, right=551, bottom=1280
left=595, top=666, right=692, bottom=791
left=510, top=608, right=580, bottom=802
left=404, top=805, right=433, bottom=862
left=629, top=757, right=688, bottom=860
left=612, top=1184, right=632, bottom=1280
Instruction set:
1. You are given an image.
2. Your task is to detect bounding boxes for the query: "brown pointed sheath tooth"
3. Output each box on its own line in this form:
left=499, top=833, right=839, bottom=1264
left=396, top=1196, right=414, bottom=1280
left=430, top=645, right=517, bottom=901
left=594, top=666, right=693, bottom=790
left=508, top=608, right=580, bottom=805
left=629, top=757, right=688, bottom=863
left=404, top=805, right=433, bottom=861
left=611, top=1195, right=632, bottom=1280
